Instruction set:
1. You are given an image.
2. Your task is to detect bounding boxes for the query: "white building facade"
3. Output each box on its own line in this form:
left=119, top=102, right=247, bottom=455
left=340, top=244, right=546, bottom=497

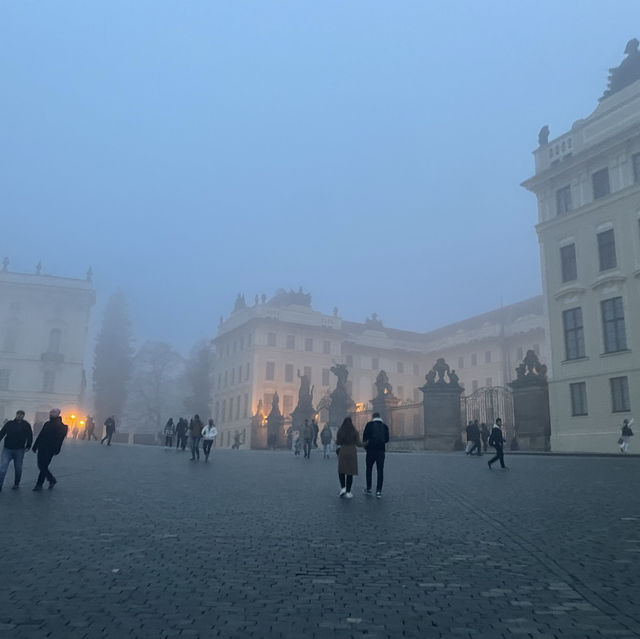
left=523, top=42, right=640, bottom=451
left=211, top=290, right=545, bottom=448
left=0, top=266, right=95, bottom=428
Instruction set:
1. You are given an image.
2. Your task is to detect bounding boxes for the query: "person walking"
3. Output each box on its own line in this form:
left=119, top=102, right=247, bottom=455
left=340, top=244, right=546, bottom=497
left=164, top=418, right=176, bottom=448
left=84, top=415, right=98, bottom=441
left=202, top=420, right=217, bottom=461
left=176, top=418, right=188, bottom=450
left=336, top=417, right=362, bottom=498
left=32, top=408, right=68, bottom=490
left=302, top=419, right=314, bottom=459
left=468, top=419, right=482, bottom=456
left=362, top=412, right=390, bottom=498
left=189, top=415, right=203, bottom=461
left=487, top=417, right=507, bottom=470
left=101, top=416, right=116, bottom=446
left=480, top=423, right=490, bottom=453
left=619, top=418, right=634, bottom=454
left=0, top=410, right=33, bottom=491
left=320, top=424, right=333, bottom=459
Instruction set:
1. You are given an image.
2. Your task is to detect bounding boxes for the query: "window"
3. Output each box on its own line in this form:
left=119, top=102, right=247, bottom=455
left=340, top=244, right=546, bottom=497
left=304, top=366, right=312, bottom=381
left=592, top=167, right=610, bottom=199
left=397, top=385, right=404, bottom=399
left=265, top=361, right=275, bottom=380
left=634, top=153, right=640, bottom=183
left=304, top=338, right=313, bottom=352
left=570, top=382, right=588, bottom=416
left=286, top=335, right=295, bottom=349
left=217, top=373, right=221, bottom=389
left=224, top=371, right=228, bottom=387
left=412, top=363, right=419, bottom=376
left=243, top=394, right=249, bottom=419
left=283, top=395, right=294, bottom=416
left=563, top=308, right=585, bottom=360
left=0, top=369, right=10, bottom=391
left=484, top=351, right=492, bottom=363
left=471, top=353, right=477, bottom=366
left=267, top=332, right=276, bottom=347
left=231, top=368, right=236, bottom=386
left=560, top=244, right=577, bottom=282
left=284, top=364, right=294, bottom=383
left=323, top=340, right=331, bottom=354
left=3, top=327, right=17, bottom=352
left=611, top=377, right=631, bottom=413
left=236, top=396, right=241, bottom=420
left=458, top=356, right=464, bottom=369
left=346, top=355, right=353, bottom=367
left=597, top=229, right=617, bottom=271
left=556, top=185, right=572, bottom=215
left=397, top=362, right=404, bottom=374
left=222, top=399, right=226, bottom=422
left=215, top=401, right=220, bottom=421
left=245, top=363, right=250, bottom=381
left=233, top=341, right=237, bottom=353
left=322, top=368, right=330, bottom=386
left=602, top=297, right=627, bottom=353
left=263, top=393, right=274, bottom=412
left=48, top=328, right=61, bottom=353
left=472, top=380, right=478, bottom=392
left=371, top=357, right=379, bottom=370
left=485, top=377, right=493, bottom=387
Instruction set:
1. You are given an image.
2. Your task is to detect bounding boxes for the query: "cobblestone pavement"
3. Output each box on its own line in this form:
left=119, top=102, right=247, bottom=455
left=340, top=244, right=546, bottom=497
left=1, top=441, right=639, bottom=639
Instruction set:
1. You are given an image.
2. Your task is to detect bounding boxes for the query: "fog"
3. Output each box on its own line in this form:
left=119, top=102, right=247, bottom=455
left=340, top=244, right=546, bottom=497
left=2, top=1, right=639, bottom=349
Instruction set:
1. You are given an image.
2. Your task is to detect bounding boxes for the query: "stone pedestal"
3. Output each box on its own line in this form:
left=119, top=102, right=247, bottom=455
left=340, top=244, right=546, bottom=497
left=371, top=394, right=400, bottom=429
left=421, top=386, right=464, bottom=451
left=509, top=382, right=551, bottom=451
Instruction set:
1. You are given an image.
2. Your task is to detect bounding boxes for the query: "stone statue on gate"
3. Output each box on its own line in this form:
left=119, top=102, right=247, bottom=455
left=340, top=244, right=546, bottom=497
left=374, top=370, right=393, bottom=398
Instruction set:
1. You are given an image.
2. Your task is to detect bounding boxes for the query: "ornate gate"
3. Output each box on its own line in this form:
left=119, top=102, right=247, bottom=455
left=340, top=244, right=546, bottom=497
left=461, top=387, right=514, bottom=437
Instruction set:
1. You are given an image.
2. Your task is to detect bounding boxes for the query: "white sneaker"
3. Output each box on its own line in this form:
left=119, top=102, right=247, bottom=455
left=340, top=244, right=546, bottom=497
left=345, top=492, right=353, bottom=499
left=339, top=488, right=347, bottom=497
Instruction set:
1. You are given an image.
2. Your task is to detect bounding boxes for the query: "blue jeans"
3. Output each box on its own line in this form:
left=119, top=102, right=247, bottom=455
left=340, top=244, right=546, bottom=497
left=0, top=448, right=26, bottom=487
left=191, top=437, right=201, bottom=459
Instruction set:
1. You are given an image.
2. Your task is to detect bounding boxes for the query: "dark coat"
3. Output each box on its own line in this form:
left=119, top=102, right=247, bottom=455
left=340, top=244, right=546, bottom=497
left=33, top=418, right=68, bottom=454
left=336, top=424, right=361, bottom=476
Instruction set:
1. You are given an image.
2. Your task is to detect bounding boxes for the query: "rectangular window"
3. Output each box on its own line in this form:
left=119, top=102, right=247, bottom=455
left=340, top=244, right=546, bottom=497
left=284, top=364, right=294, bottom=383
left=346, top=355, right=353, bottom=367
left=217, top=373, right=221, bottom=389
left=611, top=376, right=631, bottom=413
left=371, top=357, right=379, bottom=370
left=560, top=244, right=577, bottom=282
left=485, top=377, right=493, bottom=387
left=267, top=332, right=276, bottom=347
left=412, top=363, right=419, bottom=376
left=471, top=353, right=477, bottom=366
left=458, top=356, right=464, bottom=369
left=634, top=153, right=640, bottom=183
left=215, top=401, right=220, bottom=421
left=556, top=185, right=572, bottom=215
left=265, top=361, right=275, bottom=380
left=283, top=395, right=294, bottom=416
left=484, top=350, right=492, bottom=363
left=222, top=399, right=226, bottom=422
left=263, top=393, right=274, bottom=412
left=563, top=308, right=585, bottom=360
left=245, top=363, right=250, bottom=381
left=304, top=366, right=312, bottom=381
left=231, top=368, right=235, bottom=386
left=592, top=167, right=610, bottom=199
left=286, top=335, right=295, bottom=349
left=322, top=368, right=330, bottom=386
left=397, top=362, right=404, bottom=374
left=323, top=340, right=331, bottom=354
left=224, top=371, right=228, bottom=387
left=570, top=382, right=588, bottom=416
left=602, top=297, right=627, bottom=353
left=0, top=369, right=10, bottom=391
left=236, top=396, right=241, bottom=420
left=304, top=338, right=313, bottom=352
left=597, top=229, right=617, bottom=271
left=243, top=394, right=249, bottom=418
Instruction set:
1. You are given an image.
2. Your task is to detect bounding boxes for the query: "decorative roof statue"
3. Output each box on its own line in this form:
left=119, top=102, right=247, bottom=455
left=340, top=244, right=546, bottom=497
left=538, top=125, right=549, bottom=146
left=374, top=370, right=393, bottom=398
left=86, top=267, right=93, bottom=282
left=267, top=288, right=312, bottom=307
left=601, top=38, right=640, bottom=100
left=233, top=293, right=247, bottom=312
left=35, top=261, right=42, bottom=275
left=511, top=349, right=548, bottom=387
left=423, top=358, right=462, bottom=390
left=365, top=312, right=384, bottom=330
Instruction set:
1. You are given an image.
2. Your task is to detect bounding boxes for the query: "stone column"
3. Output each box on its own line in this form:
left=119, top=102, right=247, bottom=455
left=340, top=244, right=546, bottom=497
left=420, top=358, right=464, bottom=451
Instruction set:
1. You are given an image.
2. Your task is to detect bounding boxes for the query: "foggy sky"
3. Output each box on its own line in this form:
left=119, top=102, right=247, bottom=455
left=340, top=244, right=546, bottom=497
left=2, top=2, right=639, bottom=352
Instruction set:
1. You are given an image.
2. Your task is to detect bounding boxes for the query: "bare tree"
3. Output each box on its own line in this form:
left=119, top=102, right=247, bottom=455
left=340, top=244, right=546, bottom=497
left=183, top=339, right=214, bottom=420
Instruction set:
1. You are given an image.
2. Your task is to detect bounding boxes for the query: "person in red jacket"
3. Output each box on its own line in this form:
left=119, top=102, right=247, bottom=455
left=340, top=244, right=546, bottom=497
left=32, top=408, right=68, bottom=491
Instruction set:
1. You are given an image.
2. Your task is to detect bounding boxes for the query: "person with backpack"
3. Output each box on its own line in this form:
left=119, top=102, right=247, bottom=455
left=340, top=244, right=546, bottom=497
left=487, top=417, right=507, bottom=470
left=320, top=424, right=333, bottom=459
left=362, top=412, right=390, bottom=498
left=619, top=418, right=634, bottom=454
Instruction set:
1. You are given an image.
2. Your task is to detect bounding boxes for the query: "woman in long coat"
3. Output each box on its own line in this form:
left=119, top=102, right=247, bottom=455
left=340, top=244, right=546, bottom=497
left=336, top=417, right=362, bottom=498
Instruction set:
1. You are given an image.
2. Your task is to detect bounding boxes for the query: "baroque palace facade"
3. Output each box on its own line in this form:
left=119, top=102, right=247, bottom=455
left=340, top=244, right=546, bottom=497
left=211, top=289, right=545, bottom=449
left=523, top=40, right=640, bottom=452
left=0, top=262, right=95, bottom=429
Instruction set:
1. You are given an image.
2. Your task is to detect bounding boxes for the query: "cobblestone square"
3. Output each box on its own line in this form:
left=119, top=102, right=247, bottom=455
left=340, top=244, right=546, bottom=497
left=1, top=442, right=639, bottom=638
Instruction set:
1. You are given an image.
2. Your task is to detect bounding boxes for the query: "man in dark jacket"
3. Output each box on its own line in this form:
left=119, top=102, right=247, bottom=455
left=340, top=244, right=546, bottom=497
left=32, top=408, right=68, bottom=490
left=487, top=417, right=507, bottom=470
left=362, top=412, right=390, bottom=498
left=468, top=419, right=482, bottom=456
left=101, top=416, right=116, bottom=446
left=0, top=410, right=33, bottom=491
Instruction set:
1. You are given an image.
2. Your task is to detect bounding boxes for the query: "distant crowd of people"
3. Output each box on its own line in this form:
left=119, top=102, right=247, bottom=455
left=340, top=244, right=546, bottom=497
left=162, top=416, right=218, bottom=461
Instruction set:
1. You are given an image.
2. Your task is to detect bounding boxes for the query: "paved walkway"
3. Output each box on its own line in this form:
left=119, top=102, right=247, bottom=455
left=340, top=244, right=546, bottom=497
left=1, top=441, right=639, bottom=638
